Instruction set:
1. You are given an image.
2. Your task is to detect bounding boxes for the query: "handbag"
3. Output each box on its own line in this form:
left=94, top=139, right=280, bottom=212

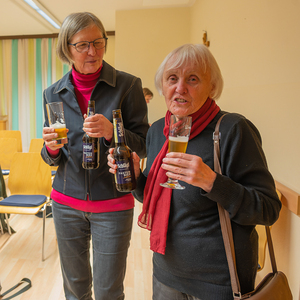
left=213, top=114, right=293, bottom=300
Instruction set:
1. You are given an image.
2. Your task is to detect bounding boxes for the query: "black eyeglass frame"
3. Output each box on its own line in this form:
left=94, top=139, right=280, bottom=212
left=68, top=37, right=108, bottom=53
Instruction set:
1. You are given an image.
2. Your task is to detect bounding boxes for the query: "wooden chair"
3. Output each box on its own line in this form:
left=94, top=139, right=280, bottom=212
left=0, top=130, right=22, bottom=152
left=28, top=138, right=58, bottom=178
left=0, top=152, right=52, bottom=261
left=28, top=138, right=44, bottom=153
left=0, top=138, right=18, bottom=180
left=0, top=164, right=8, bottom=234
left=256, top=189, right=282, bottom=271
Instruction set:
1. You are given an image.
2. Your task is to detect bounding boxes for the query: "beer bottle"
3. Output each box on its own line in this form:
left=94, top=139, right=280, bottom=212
left=112, top=109, right=136, bottom=192
left=82, top=100, right=100, bottom=169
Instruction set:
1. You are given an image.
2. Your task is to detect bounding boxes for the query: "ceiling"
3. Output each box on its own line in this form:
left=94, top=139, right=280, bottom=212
left=1, top=0, right=195, bottom=37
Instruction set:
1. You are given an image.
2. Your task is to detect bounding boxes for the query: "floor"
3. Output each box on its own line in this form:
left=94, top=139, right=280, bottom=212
left=0, top=201, right=153, bottom=300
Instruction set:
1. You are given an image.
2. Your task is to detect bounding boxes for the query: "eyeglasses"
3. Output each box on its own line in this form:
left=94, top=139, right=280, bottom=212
left=68, top=37, right=107, bottom=53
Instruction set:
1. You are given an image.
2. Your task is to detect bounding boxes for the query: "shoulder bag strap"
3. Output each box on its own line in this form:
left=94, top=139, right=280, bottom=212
left=265, top=226, right=277, bottom=274
left=213, top=114, right=242, bottom=298
left=213, top=114, right=278, bottom=299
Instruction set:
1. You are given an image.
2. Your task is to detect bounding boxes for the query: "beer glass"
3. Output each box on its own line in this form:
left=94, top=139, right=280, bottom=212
left=160, top=115, right=192, bottom=190
left=46, top=102, right=67, bottom=144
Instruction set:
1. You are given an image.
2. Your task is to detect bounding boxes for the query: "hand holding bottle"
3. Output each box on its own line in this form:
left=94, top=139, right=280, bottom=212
left=107, top=148, right=141, bottom=180
left=82, top=101, right=100, bottom=169
left=83, top=113, right=113, bottom=141
left=111, top=109, right=137, bottom=192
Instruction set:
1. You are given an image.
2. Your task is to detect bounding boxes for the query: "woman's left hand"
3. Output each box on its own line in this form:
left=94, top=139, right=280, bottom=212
left=161, top=152, right=217, bottom=192
left=83, top=113, right=113, bottom=141
left=107, top=148, right=141, bottom=179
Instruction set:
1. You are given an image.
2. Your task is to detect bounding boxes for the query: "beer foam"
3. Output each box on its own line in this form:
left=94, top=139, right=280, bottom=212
left=50, top=121, right=66, bottom=129
left=169, top=136, right=189, bottom=142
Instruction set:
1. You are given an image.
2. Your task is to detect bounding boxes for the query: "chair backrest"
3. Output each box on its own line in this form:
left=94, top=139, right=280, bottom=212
left=0, top=138, right=18, bottom=169
left=29, top=138, right=44, bottom=153
left=8, top=152, right=52, bottom=197
left=0, top=165, right=7, bottom=198
left=0, top=130, right=22, bottom=152
left=28, top=138, right=58, bottom=175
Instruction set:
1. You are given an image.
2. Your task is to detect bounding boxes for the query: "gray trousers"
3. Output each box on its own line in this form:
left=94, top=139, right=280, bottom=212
left=52, top=200, right=133, bottom=300
left=153, top=276, right=201, bottom=300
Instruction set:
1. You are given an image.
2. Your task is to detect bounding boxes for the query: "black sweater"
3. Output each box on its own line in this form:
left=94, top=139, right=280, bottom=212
left=133, top=111, right=281, bottom=300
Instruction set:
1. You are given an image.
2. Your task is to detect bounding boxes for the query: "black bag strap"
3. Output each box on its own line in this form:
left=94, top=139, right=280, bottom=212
left=213, top=114, right=278, bottom=299
left=0, top=278, right=31, bottom=300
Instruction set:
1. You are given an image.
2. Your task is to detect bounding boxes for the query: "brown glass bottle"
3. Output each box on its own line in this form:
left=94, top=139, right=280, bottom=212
left=82, top=100, right=100, bottom=169
left=112, top=109, right=136, bottom=192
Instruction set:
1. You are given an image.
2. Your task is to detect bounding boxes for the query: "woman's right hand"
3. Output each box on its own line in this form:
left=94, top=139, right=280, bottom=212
left=42, top=126, right=68, bottom=151
left=107, top=148, right=141, bottom=179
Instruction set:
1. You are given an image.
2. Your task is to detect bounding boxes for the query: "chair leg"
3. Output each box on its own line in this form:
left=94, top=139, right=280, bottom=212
left=5, top=213, right=12, bottom=235
left=46, top=200, right=53, bottom=218
left=0, top=217, right=3, bottom=234
left=0, top=199, right=4, bottom=234
left=42, top=204, right=46, bottom=261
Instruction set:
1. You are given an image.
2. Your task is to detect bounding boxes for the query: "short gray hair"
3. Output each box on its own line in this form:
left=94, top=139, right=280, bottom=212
left=155, top=44, right=223, bottom=100
left=56, top=12, right=107, bottom=65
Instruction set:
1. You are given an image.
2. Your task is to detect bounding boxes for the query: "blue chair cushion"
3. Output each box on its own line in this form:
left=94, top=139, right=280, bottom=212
left=0, top=195, right=47, bottom=207
left=2, top=169, right=10, bottom=175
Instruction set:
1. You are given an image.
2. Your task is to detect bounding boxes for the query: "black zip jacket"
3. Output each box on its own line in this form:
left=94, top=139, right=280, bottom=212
left=41, top=61, right=149, bottom=200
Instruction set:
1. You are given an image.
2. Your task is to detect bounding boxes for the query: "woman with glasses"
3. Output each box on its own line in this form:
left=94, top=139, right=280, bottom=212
left=41, top=12, right=149, bottom=300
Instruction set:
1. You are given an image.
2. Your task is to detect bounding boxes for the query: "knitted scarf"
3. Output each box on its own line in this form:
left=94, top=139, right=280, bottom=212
left=138, top=98, right=220, bottom=254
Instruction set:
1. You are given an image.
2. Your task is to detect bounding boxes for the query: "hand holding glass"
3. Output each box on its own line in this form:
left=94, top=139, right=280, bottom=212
left=46, top=102, right=67, bottom=145
left=160, top=115, right=192, bottom=190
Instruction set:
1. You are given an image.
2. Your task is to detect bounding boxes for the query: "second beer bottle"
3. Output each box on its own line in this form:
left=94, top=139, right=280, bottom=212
left=112, top=109, right=136, bottom=192
left=82, top=100, right=100, bottom=169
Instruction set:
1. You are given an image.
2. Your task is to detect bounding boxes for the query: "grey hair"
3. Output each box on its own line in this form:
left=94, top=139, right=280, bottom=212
left=56, top=12, right=107, bottom=65
left=155, top=44, right=223, bottom=100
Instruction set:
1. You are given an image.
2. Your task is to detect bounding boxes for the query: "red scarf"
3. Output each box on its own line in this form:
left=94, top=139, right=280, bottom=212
left=138, top=98, right=220, bottom=254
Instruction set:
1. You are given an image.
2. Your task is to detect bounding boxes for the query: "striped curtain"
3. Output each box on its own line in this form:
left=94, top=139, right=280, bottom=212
left=0, top=38, right=70, bottom=151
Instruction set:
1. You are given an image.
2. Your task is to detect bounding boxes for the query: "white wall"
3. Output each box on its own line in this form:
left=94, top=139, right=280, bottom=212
left=104, top=35, right=115, bottom=67
left=116, top=7, right=190, bottom=124
left=190, top=0, right=300, bottom=191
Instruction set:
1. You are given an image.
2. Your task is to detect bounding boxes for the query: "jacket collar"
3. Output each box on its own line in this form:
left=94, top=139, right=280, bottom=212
left=53, top=60, right=116, bottom=94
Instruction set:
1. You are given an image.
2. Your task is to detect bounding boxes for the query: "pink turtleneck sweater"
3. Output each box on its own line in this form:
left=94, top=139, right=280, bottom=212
left=48, top=66, right=134, bottom=213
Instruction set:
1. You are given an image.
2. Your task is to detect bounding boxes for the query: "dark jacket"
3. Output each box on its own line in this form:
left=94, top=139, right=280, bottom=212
left=133, top=111, right=281, bottom=300
left=41, top=61, right=149, bottom=200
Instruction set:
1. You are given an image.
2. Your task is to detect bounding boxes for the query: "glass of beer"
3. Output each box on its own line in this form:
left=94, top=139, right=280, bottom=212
left=160, top=115, right=192, bottom=190
left=46, top=102, right=67, bottom=144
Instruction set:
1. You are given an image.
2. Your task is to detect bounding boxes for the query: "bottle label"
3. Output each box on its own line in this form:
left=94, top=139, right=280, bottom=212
left=115, top=159, right=133, bottom=184
left=113, top=117, right=126, bottom=144
left=83, top=142, right=94, bottom=162
left=87, top=106, right=95, bottom=117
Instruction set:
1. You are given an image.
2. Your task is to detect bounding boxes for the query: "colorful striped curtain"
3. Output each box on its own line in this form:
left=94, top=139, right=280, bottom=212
left=0, top=38, right=70, bottom=151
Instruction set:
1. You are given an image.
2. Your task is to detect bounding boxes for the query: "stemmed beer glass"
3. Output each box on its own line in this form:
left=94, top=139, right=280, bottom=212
left=160, top=115, right=192, bottom=190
